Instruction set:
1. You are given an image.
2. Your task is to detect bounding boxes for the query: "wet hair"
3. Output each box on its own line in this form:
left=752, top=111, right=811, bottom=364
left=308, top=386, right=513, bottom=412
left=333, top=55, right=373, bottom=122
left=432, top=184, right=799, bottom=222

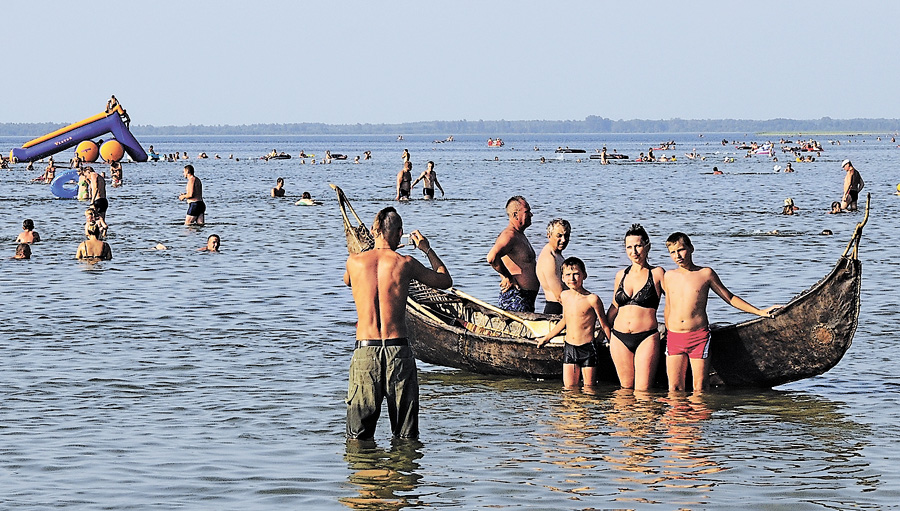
left=505, top=196, right=527, bottom=215
left=372, top=207, right=401, bottom=237
left=624, top=223, right=650, bottom=245
left=184, top=164, right=195, bottom=175
left=546, top=218, right=571, bottom=237
left=301, top=191, right=312, bottom=199
left=427, top=161, right=435, bottom=168
left=665, top=232, right=693, bottom=248
left=831, top=201, right=842, bottom=212
left=85, top=222, right=102, bottom=238
left=23, top=219, right=35, bottom=230
left=276, top=177, right=284, bottom=185
left=208, top=234, right=220, bottom=243
left=16, top=243, right=31, bottom=259
left=561, top=256, right=587, bottom=277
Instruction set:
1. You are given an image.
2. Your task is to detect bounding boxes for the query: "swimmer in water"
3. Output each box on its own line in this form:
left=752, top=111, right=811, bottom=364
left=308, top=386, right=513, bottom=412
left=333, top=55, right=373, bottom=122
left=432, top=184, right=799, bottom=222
left=295, top=191, right=322, bottom=206
left=199, top=234, right=220, bottom=252
left=76, top=222, right=113, bottom=261
left=272, top=177, right=286, bottom=197
left=781, top=198, right=799, bottom=215
left=14, top=243, right=32, bottom=260
left=16, top=219, right=41, bottom=244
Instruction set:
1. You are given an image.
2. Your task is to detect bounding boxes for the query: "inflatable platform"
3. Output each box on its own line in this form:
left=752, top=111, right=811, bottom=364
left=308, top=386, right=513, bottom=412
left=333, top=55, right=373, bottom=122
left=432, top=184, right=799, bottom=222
left=10, top=105, right=148, bottom=163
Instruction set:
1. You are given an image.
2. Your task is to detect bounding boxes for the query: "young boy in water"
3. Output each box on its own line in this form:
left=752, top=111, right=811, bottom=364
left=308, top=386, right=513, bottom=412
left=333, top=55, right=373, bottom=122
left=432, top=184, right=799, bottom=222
left=663, top=232, right=779, bottom=393
left=537, top=257, right=612, bottom=388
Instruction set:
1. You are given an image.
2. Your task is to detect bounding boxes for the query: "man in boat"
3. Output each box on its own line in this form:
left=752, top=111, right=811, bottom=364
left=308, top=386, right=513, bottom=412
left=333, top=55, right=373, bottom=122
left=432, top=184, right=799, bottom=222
left=663, top=232, right=779, bottom=393
left=841, top=159, right=865, bottom=211
left=487, top=196, right=540, bottom=312
left=343, top=207, right=452, bottom=440
left=179, top=164, right=205, bottom=225
left=536, top=218, right=571, bottom=314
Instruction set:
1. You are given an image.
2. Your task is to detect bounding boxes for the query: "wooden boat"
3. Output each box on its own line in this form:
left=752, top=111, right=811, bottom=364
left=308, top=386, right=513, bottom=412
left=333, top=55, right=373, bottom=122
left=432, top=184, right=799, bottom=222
left=333, top=183, right=867, bottom=388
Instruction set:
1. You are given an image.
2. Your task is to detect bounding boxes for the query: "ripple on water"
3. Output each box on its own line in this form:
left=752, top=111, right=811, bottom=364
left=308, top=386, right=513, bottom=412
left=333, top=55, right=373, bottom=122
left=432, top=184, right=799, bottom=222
left=2, top=133, right=900, bottom=508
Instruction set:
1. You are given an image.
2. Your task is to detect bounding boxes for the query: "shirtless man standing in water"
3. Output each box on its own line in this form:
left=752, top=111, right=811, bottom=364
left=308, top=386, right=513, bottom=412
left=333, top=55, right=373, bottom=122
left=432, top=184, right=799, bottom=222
left=396, top=161, right=412, bottom=200
left=179, top=164, right=205, bottom=225
left=536, top=218, right=570, bottom=314
left=411, top=161, right=445, bottom=199
left=343, top=207, right=451, bottom=439
left=487, top=196, right=540, bottom=312
left=841, top=159, right=865, bottom=211
left=86, top=167, right=108, bottom=223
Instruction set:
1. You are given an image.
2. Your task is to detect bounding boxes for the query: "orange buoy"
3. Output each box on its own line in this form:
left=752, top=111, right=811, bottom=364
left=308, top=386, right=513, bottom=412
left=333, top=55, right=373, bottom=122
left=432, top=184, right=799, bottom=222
left=100, top=140, right=125, bottom=163
left=76, top=140, right=99, bottom=162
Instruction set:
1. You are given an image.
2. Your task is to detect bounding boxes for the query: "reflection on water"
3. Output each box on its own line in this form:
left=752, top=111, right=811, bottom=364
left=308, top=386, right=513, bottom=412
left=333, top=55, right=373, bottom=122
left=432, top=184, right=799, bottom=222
left=526, top=384, right=878, bottom=509
left=1, top=132, right=898, bottom=508
left=341, top=439, right=424, bottom=510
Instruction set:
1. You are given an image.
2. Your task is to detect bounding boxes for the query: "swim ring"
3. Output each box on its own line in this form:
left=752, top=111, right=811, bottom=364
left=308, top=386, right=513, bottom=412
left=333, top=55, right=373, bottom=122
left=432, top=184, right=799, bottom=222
left=49, top=169, right=80, bottom=199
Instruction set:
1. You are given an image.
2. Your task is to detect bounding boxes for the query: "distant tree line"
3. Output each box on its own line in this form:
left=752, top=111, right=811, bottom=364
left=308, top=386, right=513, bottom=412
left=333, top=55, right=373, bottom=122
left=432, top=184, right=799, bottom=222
left=2, top=117, right=899, bottom=136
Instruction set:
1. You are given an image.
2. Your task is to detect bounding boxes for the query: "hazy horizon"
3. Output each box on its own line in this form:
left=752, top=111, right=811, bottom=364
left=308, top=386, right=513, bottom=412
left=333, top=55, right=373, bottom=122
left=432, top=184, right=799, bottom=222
left=2, top=1, right=898, bottom=127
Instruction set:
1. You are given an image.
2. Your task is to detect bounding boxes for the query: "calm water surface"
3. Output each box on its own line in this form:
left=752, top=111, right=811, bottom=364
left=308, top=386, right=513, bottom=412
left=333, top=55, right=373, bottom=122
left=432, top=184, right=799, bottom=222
left=2, top=133, right=899, bottom=509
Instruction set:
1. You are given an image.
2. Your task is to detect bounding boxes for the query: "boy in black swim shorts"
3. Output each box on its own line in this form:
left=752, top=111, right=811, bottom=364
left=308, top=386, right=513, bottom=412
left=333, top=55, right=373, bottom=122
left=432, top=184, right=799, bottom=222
left=538, top=257, right=611, bottom=387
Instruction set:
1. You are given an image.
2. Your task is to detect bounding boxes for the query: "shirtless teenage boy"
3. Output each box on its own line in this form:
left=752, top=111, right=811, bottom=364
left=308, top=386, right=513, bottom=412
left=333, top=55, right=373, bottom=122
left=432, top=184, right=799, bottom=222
left=411, top=161, right=445, bottom=199
left=537, top=257, right=612, bottom=388
left=536, top=218, right=570, bottom=314
left=179, top=164, right=205, bottom=225
left=487, top=196, right=540, bottom=312
left=663, top=232, right=779, bottom=393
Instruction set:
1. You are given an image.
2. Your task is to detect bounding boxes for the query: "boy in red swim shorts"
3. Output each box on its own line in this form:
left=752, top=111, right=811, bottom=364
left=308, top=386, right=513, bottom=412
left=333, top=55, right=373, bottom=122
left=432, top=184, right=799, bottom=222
left=663, top=233, right=780, bottom=393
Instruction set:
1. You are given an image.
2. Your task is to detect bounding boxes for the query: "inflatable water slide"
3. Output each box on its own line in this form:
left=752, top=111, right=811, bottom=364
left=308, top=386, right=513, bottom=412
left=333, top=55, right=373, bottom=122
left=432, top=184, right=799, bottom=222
left=9, top=105, right=148, bottom=163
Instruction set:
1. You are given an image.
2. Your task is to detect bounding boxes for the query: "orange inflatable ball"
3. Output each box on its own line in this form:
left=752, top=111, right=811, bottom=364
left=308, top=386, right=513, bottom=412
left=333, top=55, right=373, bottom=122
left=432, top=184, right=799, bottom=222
left=100, top=140, right=125, bottom=163
left=76, top=140, right=99, bottom=162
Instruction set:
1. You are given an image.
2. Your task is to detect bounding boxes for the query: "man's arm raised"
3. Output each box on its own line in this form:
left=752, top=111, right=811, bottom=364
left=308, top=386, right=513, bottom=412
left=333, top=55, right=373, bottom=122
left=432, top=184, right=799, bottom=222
left=409, top=230, right=452, bottom=289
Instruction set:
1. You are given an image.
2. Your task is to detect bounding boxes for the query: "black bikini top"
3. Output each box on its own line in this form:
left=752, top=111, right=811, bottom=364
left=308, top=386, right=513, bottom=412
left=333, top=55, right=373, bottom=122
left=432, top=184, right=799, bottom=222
left=615, top=266, right=660, bottom=309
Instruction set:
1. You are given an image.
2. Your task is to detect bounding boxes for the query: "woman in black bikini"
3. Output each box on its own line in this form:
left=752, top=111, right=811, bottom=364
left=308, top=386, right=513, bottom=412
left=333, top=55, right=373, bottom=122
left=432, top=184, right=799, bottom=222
left=607, top=224, right=664, bottom=390
left=76, top=222, right=112, bottom=261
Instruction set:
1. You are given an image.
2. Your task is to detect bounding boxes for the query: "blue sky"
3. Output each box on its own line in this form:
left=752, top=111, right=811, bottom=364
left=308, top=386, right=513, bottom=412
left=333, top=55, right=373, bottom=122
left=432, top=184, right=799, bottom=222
left=2, top=0, right=897, bottom=126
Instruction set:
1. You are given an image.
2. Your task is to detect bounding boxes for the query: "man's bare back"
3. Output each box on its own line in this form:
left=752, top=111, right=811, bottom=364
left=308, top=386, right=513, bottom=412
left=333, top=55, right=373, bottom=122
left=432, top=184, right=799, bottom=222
left=344, top=217, right=451, bottom=340
left=88, top=169, right=106, bottom=201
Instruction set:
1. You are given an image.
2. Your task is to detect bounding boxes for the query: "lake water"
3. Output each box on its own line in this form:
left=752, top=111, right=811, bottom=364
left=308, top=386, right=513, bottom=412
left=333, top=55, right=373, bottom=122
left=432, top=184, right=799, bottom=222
left=2, top=132, right=899, bottom=509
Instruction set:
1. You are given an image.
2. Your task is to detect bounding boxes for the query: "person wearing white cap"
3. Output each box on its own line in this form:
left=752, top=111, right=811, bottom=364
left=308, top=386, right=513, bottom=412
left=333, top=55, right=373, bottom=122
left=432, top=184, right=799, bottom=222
left=841, top=159, right=865, bottom=211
